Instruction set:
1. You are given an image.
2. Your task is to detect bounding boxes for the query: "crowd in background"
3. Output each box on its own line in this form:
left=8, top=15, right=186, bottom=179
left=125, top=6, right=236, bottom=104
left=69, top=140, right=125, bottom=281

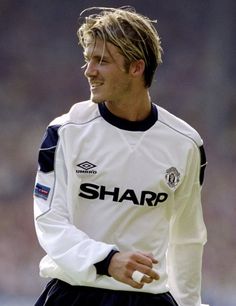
left=0, top=1, right=235, bottom=305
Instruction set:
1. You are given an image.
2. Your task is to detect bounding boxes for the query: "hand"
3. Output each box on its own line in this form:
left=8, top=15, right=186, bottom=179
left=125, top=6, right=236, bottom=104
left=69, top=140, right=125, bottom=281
left=108, top=251, right=159, bottom=289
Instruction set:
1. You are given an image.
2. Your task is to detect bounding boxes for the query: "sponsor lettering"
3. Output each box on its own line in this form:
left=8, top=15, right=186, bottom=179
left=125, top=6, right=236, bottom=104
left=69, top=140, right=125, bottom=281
left=79, top=183, right=168, bottom=206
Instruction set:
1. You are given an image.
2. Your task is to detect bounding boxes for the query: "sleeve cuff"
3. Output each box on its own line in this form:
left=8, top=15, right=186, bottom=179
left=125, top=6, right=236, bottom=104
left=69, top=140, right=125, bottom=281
left=94, top=249, right=120, bottom=276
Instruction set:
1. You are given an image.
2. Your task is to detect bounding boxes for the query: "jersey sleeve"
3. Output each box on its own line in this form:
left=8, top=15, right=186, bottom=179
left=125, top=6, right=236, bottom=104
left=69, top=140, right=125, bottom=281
left=167, top=143, right=207, bottom=306
left=33, top=124, right=118, bottom=284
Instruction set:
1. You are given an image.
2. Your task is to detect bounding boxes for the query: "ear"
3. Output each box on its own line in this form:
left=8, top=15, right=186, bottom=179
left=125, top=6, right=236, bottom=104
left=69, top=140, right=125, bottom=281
left=129, top=59, right=145, bottom=77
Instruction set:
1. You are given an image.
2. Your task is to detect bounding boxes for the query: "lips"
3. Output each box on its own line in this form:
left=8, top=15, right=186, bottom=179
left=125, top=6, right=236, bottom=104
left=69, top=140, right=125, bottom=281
left=90, top=82, right=103, bottom=89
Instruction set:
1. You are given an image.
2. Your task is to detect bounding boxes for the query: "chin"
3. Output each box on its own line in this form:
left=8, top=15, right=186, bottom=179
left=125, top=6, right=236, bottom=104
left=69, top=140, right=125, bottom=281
left=90, top=95, right=104, bottom=104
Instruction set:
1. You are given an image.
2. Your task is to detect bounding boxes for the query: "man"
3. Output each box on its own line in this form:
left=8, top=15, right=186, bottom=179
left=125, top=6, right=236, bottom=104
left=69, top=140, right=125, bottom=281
left=34, top=7, right=207, bottom=306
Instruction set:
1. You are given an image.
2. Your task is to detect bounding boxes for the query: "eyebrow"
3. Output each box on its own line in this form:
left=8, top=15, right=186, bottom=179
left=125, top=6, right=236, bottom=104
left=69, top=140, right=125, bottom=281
left=83, top=52, right=110, bottom=61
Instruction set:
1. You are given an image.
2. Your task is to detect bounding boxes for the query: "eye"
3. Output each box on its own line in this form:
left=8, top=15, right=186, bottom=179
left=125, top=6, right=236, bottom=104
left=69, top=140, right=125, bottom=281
left=99, top=57, right=110, bottom=65
left=99, top=59, right=108, bottom=65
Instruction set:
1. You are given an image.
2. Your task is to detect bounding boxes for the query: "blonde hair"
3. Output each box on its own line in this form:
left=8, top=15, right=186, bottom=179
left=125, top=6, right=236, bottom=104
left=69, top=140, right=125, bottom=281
left=78, top=7, right=163, bottom=87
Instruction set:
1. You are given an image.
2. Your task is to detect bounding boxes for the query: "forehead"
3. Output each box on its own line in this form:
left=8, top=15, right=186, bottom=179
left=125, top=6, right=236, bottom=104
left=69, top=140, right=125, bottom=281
left=83, top=37, right=122, bottom=59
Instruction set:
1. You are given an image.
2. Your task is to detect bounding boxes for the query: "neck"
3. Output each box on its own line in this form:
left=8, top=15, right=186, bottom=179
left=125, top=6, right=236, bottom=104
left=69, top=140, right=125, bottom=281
left=105, top=90, right=151, bottom=121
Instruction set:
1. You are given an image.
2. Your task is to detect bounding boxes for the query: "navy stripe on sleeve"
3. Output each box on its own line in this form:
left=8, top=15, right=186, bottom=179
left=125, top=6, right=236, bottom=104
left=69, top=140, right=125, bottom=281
left=38, top=125, right=60, bottom=173
left=199, top=145, right=207, bottom=185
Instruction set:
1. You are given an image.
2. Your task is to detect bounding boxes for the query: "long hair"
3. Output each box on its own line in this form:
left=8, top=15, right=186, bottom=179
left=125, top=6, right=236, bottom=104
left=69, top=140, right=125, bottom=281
left=78, top=7, right=163, bottom=88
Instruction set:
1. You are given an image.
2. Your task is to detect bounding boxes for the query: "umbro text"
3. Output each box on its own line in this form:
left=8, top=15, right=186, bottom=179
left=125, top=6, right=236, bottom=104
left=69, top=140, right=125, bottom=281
left=79, top=183, right=168, bottom=206
left=76, top=169, right=97, bottom=174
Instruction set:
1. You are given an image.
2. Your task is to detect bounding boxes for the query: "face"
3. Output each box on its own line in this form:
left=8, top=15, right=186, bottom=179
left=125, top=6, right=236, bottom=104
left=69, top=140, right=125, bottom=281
left=83, top=38, right=132, bottom=104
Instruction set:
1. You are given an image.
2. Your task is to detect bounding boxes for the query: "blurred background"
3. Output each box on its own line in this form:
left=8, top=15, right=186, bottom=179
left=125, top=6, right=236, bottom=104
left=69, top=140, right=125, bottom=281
left=0, top=0, right=235, bottom=305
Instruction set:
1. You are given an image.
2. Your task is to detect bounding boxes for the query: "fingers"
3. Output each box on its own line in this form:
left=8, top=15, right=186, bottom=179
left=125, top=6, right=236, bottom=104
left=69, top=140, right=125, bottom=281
left=133, top=265, right=158, bottom=280
left=145, top=267, right=159, bottom=280
left=130, top=261, right=159, bottom=288
left=132, top=253, right=159, bottom=281
left=130, top=279, right=144, bottom=289
left=129, top=270, right=158, bottom=289
left=141, top=274, right=154, bottom=284
left=142, top=252, right=159, bottom=264
left=131, top=268, right=159, bottom=282
left=136, top=252, right=158, bottom=267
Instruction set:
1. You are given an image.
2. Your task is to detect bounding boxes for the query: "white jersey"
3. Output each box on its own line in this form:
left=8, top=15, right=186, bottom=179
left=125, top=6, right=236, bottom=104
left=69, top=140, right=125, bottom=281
left=34, top=100, right=207, bottom=306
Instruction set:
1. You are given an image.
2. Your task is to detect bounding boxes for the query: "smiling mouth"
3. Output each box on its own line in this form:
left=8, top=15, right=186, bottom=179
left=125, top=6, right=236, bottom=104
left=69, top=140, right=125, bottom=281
left=90, top=82, right=103, bottom=89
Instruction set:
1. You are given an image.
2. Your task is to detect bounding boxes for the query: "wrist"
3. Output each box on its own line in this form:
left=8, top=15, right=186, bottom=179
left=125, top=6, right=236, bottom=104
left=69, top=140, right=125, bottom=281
left=95, top=250, right=120, bottom=276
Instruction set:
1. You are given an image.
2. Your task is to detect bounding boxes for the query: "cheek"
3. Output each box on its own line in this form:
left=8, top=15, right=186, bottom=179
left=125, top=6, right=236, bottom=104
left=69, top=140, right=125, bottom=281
left=111, top=73, right=130, bottom=89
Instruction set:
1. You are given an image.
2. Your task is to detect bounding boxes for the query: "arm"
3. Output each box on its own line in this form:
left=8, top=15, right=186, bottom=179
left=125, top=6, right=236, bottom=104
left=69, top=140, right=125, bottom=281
left=168, top=144, right=207, bottom=306
left=34, top=124, right=117, bottom=283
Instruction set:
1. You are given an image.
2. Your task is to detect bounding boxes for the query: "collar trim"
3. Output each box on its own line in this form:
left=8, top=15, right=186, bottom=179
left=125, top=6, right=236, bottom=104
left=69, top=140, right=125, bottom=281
left=98, top=103, right=158, bottom=131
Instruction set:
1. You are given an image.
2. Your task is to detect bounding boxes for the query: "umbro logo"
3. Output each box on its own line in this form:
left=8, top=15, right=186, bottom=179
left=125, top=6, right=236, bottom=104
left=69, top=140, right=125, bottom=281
left=76, top=161, right=97, bottom=175
left=77, top=161, right=96, bottom=170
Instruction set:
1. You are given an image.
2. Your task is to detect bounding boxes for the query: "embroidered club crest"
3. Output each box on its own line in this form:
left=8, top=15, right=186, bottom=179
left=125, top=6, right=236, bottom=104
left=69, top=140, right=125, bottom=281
left=165, top=167, right=180, bottom=188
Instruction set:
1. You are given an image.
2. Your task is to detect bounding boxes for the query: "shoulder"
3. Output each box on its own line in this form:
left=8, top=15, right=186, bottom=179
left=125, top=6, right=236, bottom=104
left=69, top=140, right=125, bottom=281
left=49, top=100, right=99, bottom=128
left=41, top=100, right=98, bottom=148
left=157, top=105, right=203, bottom=147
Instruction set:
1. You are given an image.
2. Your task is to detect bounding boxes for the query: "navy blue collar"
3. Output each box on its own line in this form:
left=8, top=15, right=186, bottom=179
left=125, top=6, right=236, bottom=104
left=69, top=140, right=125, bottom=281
left=98, top=102, right=158, bottom=131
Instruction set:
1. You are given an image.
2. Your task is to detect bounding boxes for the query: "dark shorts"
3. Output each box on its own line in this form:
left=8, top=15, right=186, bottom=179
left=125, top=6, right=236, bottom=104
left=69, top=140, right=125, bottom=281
left=35, top=279, right=178, bottom=306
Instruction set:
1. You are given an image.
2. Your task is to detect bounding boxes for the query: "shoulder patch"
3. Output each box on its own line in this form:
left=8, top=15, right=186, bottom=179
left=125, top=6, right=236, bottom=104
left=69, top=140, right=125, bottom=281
left=34, top=183, right=50, bottom=200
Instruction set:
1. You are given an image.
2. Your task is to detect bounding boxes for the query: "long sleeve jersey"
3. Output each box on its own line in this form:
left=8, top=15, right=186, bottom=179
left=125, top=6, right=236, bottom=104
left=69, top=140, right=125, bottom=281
left=34, top=101, right=207, bottom=306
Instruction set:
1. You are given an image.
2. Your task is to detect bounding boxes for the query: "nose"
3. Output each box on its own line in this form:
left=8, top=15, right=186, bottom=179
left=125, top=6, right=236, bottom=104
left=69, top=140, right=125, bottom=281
left=84, top=60, right=98, bottom=78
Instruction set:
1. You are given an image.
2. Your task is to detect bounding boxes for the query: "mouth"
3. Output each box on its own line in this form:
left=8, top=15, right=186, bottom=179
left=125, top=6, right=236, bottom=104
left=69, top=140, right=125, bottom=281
left=90, top=82, right=103, bottom=89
